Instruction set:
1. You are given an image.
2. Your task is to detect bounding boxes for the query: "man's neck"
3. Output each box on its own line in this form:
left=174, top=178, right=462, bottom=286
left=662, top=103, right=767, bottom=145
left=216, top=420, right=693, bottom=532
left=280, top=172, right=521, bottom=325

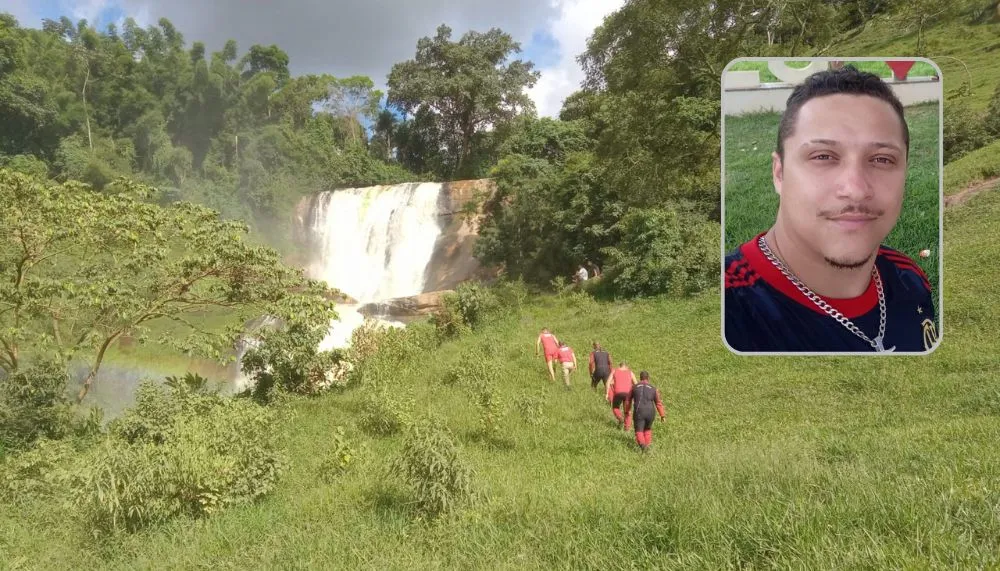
left=766, top=226, right=875, bottom=298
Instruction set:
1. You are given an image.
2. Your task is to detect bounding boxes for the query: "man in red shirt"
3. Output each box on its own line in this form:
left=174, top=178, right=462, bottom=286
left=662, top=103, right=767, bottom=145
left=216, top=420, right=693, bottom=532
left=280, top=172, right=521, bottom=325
left=556, top=341, right=577, bottom=389
left=605, top=361, right=637, bottom=429
left=535, top=327, right=560, bottom=382
left=624, top=371, right=666, bottom=452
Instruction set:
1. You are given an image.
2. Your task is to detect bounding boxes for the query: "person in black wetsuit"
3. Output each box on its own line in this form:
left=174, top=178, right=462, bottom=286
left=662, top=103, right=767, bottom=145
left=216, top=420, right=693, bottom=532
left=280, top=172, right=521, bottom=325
left=588, top=342, right=612, bottom=390
left=624, top=371, right=666, bottom=452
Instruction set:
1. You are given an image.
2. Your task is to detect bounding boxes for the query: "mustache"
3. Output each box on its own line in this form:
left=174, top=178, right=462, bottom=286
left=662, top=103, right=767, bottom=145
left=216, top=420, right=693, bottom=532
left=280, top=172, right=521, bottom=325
left=818, top=205, right=885, bottom=218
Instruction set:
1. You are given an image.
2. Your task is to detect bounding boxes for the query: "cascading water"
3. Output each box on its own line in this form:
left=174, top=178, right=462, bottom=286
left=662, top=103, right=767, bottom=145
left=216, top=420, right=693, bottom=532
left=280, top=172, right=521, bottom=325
left=307, top=182, right=444, bottom=349
left=233, top=181, right=445, bottom=392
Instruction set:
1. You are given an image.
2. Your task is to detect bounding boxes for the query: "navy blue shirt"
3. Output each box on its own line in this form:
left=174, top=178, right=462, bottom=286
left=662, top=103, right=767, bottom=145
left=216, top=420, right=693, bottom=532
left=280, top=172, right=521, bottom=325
left=725, top=233, right=937, bottom=353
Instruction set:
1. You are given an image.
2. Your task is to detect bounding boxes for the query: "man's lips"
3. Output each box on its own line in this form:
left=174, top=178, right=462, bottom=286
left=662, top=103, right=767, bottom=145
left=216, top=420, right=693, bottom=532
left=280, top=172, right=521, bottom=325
left=826, top=213, right=878, bottom=229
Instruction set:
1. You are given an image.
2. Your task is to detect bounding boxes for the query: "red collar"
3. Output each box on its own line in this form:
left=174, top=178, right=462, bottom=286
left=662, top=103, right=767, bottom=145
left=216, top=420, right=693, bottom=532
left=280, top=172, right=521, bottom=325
left=741, top=232, right=878, bottom=319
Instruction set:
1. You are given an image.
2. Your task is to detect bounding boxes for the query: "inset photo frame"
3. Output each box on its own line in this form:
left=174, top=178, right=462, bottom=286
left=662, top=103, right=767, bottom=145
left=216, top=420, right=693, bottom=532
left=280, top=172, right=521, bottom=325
left=721, top=58, right=942, bottom=355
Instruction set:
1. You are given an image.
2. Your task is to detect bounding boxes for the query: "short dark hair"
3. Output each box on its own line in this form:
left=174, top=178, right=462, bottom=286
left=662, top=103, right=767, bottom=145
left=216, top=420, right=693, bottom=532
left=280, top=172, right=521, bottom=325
left=776, top=65, right=909, bottom=160
left=639, top=371, right=650, bottom=381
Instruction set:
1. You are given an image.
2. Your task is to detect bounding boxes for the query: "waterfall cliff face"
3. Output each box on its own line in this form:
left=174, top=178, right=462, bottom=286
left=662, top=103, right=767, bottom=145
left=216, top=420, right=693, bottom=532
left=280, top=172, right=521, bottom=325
left=305, top=182, right=444, bottom=349
left=234, top=179, right=493, bottom=392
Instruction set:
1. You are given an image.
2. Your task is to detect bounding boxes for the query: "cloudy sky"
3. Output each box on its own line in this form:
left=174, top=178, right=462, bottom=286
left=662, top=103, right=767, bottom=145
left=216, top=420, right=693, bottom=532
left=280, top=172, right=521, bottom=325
left=1, top=0, right=625, bottom=117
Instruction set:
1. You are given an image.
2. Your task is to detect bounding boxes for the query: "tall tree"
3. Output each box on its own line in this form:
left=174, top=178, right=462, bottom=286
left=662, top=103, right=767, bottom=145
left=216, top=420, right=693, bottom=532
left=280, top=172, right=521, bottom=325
left=387, top=24, right=540, bottom=178
left=0, top=169, right=337, bottom=402
left=325, top=76, right=381, bottom=147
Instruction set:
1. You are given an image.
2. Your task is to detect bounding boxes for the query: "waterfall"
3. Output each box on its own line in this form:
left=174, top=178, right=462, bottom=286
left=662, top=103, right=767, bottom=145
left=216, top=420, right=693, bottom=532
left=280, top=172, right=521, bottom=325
left=307, top=182, right=444, bottom=349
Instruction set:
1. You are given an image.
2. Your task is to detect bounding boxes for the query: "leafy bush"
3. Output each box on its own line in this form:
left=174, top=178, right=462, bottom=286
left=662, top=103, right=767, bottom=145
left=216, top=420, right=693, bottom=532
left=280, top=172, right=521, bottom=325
left=433, top=282, right=506, bottom=338
left=474, top=383, right=506, bottom=441
left=944, top=98, right=991, bottom=163
left=0, top=437, right=79, bottom=505
left=491, top=277, right=529, bottom=312
left=318, top=426, right=357, bottom=482
left=984, top=80, right=1000, bottom=140
left=443, top=347, right=500, bottom=389
left=359, top=385, right=413, bottom=436
left=346, top=319, right=436, bottom=385
left=0, top=154, right=48, bottom=178
left=75, top=380, right=285, bottom=535
left=512, top=391, right=545, bottom=427
left=601, top=207, right=718, bottom=297
left=393, top=417, right=474, bottom=518
left=0, top=361, right=76, bottom=451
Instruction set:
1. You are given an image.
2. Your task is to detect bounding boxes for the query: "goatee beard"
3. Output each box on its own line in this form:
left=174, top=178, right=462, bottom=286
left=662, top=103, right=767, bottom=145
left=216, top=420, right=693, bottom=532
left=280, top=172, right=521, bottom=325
left=824, top=253, right=873, bottom=269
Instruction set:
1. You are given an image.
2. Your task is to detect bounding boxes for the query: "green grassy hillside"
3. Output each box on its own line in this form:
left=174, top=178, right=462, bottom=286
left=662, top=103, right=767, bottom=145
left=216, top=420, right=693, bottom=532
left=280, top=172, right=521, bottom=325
left=4, top=184, right=998, bottom=569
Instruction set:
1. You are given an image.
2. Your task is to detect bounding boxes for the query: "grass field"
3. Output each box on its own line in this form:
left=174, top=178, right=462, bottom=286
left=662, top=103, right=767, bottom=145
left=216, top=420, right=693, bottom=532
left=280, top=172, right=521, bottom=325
left=2, top=185, right=999, bottom=569
left=723, top=102, right=941, bottom=301
left=728, top=60, right=938, bottom=83
left=944, top=138, right=1000, bottom=195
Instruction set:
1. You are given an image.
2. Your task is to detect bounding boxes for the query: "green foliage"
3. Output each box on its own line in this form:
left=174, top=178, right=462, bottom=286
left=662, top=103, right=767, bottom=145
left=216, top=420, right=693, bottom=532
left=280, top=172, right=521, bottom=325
left=512, top=390, right=545, bottom=427
left=318, top=426, right=357, bottom=482
left=359, top=385, right=413, bottom=437
left=0, top=437, right=79, bottom=505
left=0, top=169, right=327, bottom=402
left=432, top=281, right=517, bottom=339
left=0, top=361, right=76, bottom=451
left=944, top=97, right=991, bottom=163
left=388, top=24, right=540, bottom=179
left=0, top=15, right=419, bottom=254
left=601, top=208, right=719, bottom=297
left=0, top=153, right=48, bottom=178
left=447, top=282, right=503, bottom=329
left=164, top=372, right=212, bottom=393
left=239, top=289, right=340, bottom=401
left=393, top=416, right=474, bottom=518
left=495, top=275, right=530, bottom=302
left=77, top=380, right=284, bottom=535
left=984, top=80, right=1000, bottom=140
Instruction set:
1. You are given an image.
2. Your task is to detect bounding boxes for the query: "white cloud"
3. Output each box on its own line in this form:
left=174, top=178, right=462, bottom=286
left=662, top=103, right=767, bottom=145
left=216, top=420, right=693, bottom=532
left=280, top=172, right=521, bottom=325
left=528, top=0, right=625, bottom=118
left=64, top=0, right=114, bottom=24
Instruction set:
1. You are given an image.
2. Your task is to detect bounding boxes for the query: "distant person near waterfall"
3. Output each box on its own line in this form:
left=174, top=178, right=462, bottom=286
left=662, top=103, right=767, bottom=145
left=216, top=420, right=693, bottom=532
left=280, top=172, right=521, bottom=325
left=536, top=327, right=560, bottom=382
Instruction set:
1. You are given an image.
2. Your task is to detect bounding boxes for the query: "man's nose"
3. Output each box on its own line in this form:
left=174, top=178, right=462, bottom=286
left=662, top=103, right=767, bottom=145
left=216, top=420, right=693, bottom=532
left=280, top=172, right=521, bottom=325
left=835, top=158, right=874, bottom=201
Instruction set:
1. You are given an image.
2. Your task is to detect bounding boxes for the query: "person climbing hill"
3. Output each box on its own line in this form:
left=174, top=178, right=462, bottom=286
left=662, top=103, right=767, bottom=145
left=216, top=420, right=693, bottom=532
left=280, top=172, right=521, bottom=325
left=557, top=341, right=577, bottom=389
left=606, top=361, right=637, bottom=428
left=624, top=371, right=666, bottom=453
left=535, top=327, right=560, bottom=382
left=589, top=342, right=612, bottom=390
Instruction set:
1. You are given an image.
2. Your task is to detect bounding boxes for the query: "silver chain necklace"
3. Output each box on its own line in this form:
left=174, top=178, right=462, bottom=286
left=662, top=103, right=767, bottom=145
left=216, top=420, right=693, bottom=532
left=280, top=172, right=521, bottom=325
left=758, top=236, right=893, bottom=352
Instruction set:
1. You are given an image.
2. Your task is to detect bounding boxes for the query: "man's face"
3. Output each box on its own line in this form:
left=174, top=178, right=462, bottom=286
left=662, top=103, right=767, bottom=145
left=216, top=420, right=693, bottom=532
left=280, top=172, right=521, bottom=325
left=773, top=93, right=907, bottom=268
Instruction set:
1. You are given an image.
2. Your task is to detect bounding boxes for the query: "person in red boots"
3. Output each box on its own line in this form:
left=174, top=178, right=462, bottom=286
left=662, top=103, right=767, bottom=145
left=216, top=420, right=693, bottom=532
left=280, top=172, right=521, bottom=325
left=624, top=371, right=666, bottom=452
left=605, top=361, right=636, bottom=429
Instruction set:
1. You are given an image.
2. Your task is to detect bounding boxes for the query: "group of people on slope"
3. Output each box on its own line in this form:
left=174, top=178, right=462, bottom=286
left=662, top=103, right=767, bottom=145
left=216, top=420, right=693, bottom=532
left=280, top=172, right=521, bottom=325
left=535, top=328, right=666, bottom=452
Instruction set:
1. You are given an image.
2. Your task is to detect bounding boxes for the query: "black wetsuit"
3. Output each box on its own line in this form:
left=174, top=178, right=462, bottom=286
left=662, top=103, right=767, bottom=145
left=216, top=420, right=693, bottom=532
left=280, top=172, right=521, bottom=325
left=591, top=350, right=611, bottom=388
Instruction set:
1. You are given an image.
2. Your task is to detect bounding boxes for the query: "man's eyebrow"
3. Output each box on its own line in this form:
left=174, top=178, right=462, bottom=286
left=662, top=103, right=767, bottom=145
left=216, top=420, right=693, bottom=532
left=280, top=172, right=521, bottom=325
left=800, top=139, right=903, bottom=152
left=801, top=138, right=840, bottom=147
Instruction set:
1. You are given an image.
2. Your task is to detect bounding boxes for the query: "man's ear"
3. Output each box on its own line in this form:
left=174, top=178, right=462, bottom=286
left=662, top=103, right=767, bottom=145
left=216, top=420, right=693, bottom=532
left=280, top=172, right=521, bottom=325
left=771, top=151, right=783, bottom=195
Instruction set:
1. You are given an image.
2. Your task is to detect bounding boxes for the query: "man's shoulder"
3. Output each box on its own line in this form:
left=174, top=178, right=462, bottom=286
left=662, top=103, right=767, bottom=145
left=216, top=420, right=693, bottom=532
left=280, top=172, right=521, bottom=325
left=876, top=245, right=932, bottom=295
left=724, top=241, right=763, bottom=291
